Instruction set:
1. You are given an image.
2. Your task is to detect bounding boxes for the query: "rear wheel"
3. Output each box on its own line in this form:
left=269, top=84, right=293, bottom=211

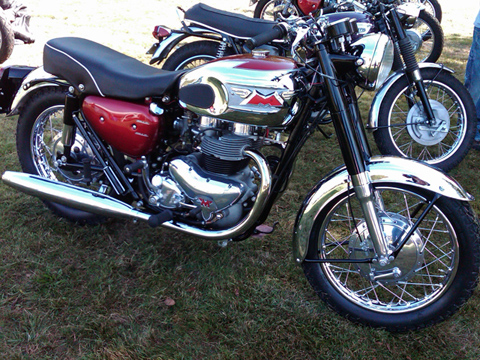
left=162, top=40, right=233, bottom=71
left=16, top=87, right=108, bottom=224
left=253, top=0, right=299, bottom=20
left=303, top=184, right=480, bottom=331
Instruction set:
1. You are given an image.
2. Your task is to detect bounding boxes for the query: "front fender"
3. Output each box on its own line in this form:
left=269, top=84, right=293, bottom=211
left=292, top=156, right=473, bottom=264
left=367, top=63, right=455, bottom=131
left=150, top=27, right=222, bottom=65
left=9, top=66, right=68, bottom=116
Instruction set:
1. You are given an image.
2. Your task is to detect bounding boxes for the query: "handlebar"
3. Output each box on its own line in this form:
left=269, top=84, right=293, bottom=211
left=243, top=24, right=287, bottom=52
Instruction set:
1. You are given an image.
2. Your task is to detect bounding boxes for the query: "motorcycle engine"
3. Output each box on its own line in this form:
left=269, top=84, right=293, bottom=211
left=146, top=115, right=268, bottom=229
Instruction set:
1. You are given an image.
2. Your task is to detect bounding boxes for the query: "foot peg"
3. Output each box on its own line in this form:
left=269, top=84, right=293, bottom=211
left=253, top=221, right=279, bottom=237
left=148, top=210, right=174, bottom=228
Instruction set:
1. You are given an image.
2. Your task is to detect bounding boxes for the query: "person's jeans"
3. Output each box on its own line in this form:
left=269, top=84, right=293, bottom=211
left=465, top=26, right=480, bottom=140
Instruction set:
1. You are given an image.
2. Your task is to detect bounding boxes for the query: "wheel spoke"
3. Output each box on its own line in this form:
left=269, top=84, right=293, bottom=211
left=313, top=187, right=459, bottom=315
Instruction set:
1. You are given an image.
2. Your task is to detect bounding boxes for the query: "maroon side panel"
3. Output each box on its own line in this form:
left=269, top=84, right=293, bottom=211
left=82, top=96, right=163, bottom=157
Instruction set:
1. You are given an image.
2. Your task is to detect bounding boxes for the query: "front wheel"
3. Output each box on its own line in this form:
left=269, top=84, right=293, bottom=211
left=162, top=40, right=233, bottom=71
left=409, top=0, right=442, bottom=23
left=374, top=68, right=476, bottom=172
left=407, top=11, right=443, bottom=63
left=303, top=183, right=480, bottom=331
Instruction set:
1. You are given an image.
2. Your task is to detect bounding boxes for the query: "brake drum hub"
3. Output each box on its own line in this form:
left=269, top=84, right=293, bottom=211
left=348, top=213, right=425, bottom=284
left=406, top=99, right=450, bottom=146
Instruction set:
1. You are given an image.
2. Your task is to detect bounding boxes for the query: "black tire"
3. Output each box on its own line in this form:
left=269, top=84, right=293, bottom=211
left=253, top=0, right=299, bottom=20
left=373, top=68, right=476, bottom=172
left=303, top=183, right=480, bottom=332
left=416, top=0, right=442, bottom=23
left=162, top=40, right=233, bottom=71
left=407, top=11, right=443, bottom=63
left=0, top=14, right=14, bottom=64
left=16, top=87, right=106, bottom=224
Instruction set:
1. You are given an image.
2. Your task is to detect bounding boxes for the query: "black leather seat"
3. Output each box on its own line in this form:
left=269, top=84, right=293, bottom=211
left=44, top=37, right=184, bottom=100
left=185, top=3, right=277, bottom=39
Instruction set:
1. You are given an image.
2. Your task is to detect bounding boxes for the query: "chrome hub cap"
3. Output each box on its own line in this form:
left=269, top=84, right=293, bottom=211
left=406, top=99, right=450, bottom=146
left=349, top=213, right=424, bottom=284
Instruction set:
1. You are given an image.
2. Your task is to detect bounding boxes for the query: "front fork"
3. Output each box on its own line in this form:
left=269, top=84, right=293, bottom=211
left=390, top=7, right=436, bottom=122
left=316, top=44, right=392, bottom=264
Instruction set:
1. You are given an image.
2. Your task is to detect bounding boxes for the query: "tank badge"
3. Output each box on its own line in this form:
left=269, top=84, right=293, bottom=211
left=240, top=91, right=283, bottom=107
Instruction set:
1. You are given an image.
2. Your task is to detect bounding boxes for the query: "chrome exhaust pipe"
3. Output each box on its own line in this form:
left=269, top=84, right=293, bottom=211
left=1, top=150, right=271, bottom=240
left=1, top=171, right=151, bottom=222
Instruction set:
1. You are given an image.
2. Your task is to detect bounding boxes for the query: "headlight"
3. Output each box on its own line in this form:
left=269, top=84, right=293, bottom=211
left=352, top=33, right=394, bottom=90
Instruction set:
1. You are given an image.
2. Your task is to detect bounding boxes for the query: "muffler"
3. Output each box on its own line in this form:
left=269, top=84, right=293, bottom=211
left=2, top=149, right=270, bottom=240
left=1, top=171, right=151, bottom=222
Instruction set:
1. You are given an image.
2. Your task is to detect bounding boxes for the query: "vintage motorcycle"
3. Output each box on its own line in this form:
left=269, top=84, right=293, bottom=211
left=1, top=13, right=479, bottom=332
left=252, top=0, right=443, bottom=63
left=252, top=0, right=442, bottom=22
left=152, top=0, right=442, bottom=69
left=150, top=2, right=471, bottom=173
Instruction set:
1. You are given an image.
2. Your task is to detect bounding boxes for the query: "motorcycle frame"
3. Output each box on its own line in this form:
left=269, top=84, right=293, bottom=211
left=4, top=37, right=472, bottom=263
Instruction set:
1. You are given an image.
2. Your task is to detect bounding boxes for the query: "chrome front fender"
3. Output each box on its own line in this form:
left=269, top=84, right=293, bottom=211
left=9, top=66, right=68, bottom=116
left=150, top=26, right=222, bottom=65
left=292, top=156, right=473, bottom=264
left=367, top=63, right=455, bottom=131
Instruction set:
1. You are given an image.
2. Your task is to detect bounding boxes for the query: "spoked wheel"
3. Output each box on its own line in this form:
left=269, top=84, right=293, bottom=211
left=374, top=68, right=476, bottom=172
left=405, top=11, right=443, bottom=63
left=303, top=183, right=480, bottom=331
left=253, top=0, right=299, bottom=20
left=408, top=0, right=442, bottom=23
left=162, top=40, right=233, bottom=71
left=16, top=87, right=110, bottom=224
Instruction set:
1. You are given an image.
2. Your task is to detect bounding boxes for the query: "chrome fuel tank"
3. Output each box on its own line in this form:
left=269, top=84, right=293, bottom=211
left=178, top=53, right=298, bottom=127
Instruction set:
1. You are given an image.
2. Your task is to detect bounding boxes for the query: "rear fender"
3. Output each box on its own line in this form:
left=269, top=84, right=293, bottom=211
left=150, top=26, right=223, bottom=65
left=292, top=156, right=473, bottom=264
left=9, top=66, right=69, bottom=116
left=0, top=65, right=35, bottom=114
left=367, top=63, right=454, bottom=131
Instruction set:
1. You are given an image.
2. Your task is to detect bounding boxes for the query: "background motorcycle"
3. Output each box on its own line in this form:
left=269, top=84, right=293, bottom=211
left=151, top=1, right=442, bottom=69
left=1, top=14, right=479, bottom=332
left=252, top=0, right=442, bottom=22
left=149, top=2, right=473, bottom=173
left=252, top=0, right=443, bottom=64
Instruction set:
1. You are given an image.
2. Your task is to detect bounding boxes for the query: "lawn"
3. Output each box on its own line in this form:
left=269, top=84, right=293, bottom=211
left=1, top=0, right=480, bottom=359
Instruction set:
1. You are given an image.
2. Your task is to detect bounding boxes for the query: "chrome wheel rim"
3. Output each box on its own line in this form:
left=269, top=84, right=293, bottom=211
left=386, top=80, right=466, bottom=165
left=30, top=105, right=100, bottom=188
left=411, top=17, right=436, bottom=63
left=174, top=54, right=216, bottom=71
left=259, top=0, right=299, bottom=21
left=318, top=187, right=459, bottom=314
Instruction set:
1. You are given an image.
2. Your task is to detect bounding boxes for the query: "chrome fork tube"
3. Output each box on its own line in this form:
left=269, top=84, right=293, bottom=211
left=351, top=172, right=390, bottom=264
left=315, top=43, right=390, bottom=264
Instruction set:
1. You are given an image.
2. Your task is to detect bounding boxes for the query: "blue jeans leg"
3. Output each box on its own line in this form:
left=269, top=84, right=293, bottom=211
left=465, top=27, right=480, bottom=141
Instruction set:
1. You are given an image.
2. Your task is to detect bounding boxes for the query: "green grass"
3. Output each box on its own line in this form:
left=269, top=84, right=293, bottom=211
left=2, top=0, right=480, bottom=359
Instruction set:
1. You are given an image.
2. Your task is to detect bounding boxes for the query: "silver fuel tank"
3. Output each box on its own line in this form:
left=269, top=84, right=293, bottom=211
left=178, top=53, right=298, bottom=127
